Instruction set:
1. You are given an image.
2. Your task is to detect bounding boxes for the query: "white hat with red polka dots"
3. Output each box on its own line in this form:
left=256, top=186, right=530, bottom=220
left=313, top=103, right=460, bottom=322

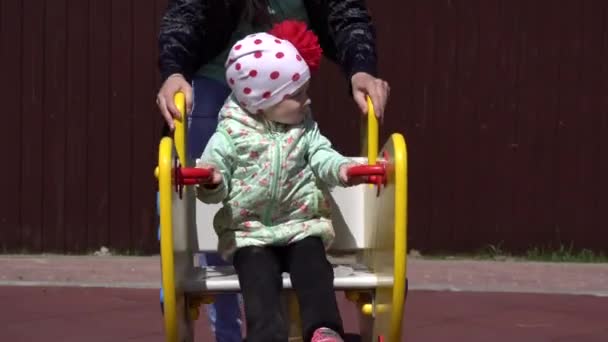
left=225, top=32, right=310, bottom=114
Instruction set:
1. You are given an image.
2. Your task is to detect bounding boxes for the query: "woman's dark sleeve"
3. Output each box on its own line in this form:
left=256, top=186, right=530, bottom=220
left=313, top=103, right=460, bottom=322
left=326, top=0, right=378, bottom=79
left=158, top=0, right=207, bottom=82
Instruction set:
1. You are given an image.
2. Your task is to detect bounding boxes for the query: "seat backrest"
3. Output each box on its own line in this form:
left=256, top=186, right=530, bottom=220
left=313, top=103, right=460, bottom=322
left=193, top=157, right=376, bottom=253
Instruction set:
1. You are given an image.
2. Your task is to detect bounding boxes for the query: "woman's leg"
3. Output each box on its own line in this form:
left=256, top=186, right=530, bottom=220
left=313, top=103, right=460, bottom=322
left=188, top=76, right=242, bottom=342
left=287, top=237, right=344, bottom=342
left=187, top=76, right=229, bottom=159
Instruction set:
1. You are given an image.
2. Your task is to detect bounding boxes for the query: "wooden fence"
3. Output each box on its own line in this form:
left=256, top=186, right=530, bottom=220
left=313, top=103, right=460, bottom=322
left=1, top=0, right=607, bottom=254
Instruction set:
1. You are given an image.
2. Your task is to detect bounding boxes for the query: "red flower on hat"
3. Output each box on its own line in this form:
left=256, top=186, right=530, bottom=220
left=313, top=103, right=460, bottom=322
left=269, top=20, right=323, bottom=72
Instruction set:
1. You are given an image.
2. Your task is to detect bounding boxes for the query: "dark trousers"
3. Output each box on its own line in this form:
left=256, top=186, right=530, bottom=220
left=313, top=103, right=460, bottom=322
left=233, top=237, right=344, bottom=342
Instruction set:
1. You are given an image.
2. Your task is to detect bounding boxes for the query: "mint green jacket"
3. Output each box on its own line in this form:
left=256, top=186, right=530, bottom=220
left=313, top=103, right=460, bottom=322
left=197, top=96, right=351, bottom=259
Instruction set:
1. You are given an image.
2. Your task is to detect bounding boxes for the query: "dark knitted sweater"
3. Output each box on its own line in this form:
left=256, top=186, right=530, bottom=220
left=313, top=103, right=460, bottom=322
left=158, top=0, right=378, bottom=83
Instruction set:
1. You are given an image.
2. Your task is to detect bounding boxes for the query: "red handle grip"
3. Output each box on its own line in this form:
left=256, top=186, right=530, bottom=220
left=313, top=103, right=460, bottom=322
left=180, top=167, right=212, bottom=179
left=175, top=167, right=213, bottom=185
left=346, top=165, right=385, bottom=177
left=346, top=164, right=386, bottom=186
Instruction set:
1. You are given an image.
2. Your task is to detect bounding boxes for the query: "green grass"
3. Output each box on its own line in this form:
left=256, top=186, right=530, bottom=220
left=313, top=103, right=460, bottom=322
left=525, top=244, right=608, bottom=263
left=415, top=242, right=608, bottom=263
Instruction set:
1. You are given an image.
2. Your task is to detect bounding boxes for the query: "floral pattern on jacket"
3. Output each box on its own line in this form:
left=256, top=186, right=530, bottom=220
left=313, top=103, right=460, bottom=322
left=197, top=96, right=351, bottom=259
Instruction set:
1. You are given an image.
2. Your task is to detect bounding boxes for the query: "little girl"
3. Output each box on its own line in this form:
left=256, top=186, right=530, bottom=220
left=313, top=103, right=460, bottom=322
left=196, top=20, right=364, bottom=342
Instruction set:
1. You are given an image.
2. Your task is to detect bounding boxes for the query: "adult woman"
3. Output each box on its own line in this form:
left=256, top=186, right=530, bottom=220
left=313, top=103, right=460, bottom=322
left=156, top=1, right=389, bottom=341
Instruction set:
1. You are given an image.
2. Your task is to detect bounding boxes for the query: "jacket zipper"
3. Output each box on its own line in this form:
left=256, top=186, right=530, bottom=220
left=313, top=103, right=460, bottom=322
left=263, top=133, right=282, bottom=226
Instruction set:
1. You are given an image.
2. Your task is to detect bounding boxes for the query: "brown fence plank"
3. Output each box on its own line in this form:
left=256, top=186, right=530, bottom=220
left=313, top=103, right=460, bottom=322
left=573, top=0, right=606, bottom=250
left=503, top=0, right=531, bottom=251
left=493, top=0, right=523, bottom=250
left=42, top=0, right=68, bottom=252
left=531, top=0, right=561, bottom=250
left=554, top=0, right=584, bottom=250
left=108, top=0, right=134, bottom=251
left=0, top=0, right=23, bottom=252
left=64, top=0, right=89, bottom=253
left=86, top=0, right=111, bottom=251
left=507, top=0, right=559, bottom=251
left=598, top=4, right=608, bottom=251
left=449, top=0, right=481, bottom=252
left=410, top=0, right=440, bottom=252
left=132, top=0, right=160, bottom=253
left=509, top=0, right=533, bottom=250
left=512, top=0, right=537, bottom=250
left=475, top=0, right=502, bottom=251
left=432, top=0, right=454, bottom=251
left=399, top=0, right=423, bottom=251
left=375, top=0, right=423, bottom=250
left=20, top=0, right=45, bottom=252
left=427, top=0, right=458, bottom=252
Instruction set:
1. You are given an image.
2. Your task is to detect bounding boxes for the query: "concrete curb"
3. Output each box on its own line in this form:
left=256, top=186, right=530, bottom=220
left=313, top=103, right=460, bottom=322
left=2, top=255, right=607, bottom=296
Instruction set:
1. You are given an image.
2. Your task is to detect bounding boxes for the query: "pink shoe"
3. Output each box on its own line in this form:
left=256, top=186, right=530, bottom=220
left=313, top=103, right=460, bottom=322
left=311, top=327, right=344, bottom=342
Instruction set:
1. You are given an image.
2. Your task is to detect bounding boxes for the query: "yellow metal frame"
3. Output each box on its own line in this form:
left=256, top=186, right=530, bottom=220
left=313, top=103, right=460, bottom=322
left=337, top=97, right=409, bottom=341
left=366, top=96, right=379, bottom=165
left=173, top=92, right=187, bottom=166
left=156, top=93, right=408, bottom=342
left=157, top=92, right=188, bottom=342
left=358, top=131, right=407, bottom=342
left=158, top=136, right=178, bottom=342
left=389, top=133, right=407, bottom=342
left=359, top=96, right=379, bottom=165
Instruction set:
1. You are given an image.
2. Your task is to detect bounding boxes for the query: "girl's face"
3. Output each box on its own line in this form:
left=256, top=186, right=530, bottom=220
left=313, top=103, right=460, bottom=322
left=263, top=82, right=310, bottom=125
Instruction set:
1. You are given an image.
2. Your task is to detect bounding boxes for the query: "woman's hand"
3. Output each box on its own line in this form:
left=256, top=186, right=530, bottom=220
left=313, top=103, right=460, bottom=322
left=156, top=73, right=193, bottom=130
left=351, top=72, right=390, bottom=121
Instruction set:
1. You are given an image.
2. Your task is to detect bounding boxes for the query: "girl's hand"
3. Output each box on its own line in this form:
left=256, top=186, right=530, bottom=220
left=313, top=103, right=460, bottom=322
left=351, top=72, right=390, bottom=122
left=196, top=162, right=223, bottom=188
left=339, top=163, right=367, bottom=186
left=156, top=73, right=193, bottom=130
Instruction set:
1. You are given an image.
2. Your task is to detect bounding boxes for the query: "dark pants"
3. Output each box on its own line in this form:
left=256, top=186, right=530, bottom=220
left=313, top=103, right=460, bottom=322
left=188, top=76, right=232, bottom=159
left=233, top=237, right=344, bottom=342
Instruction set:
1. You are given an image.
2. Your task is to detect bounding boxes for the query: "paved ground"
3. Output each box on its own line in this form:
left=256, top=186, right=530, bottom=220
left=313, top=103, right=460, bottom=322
left=2, top=286, right=607, bottom=341
left=1, top=255, right=607, bottom=341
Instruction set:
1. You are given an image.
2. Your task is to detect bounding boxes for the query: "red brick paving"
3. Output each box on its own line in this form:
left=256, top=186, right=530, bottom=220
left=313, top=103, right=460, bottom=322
left=405, top=290, right=608, bottom=342
left=1, top=255, right=607, bottom=341
left=1, top=286, right=607, bottom=342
